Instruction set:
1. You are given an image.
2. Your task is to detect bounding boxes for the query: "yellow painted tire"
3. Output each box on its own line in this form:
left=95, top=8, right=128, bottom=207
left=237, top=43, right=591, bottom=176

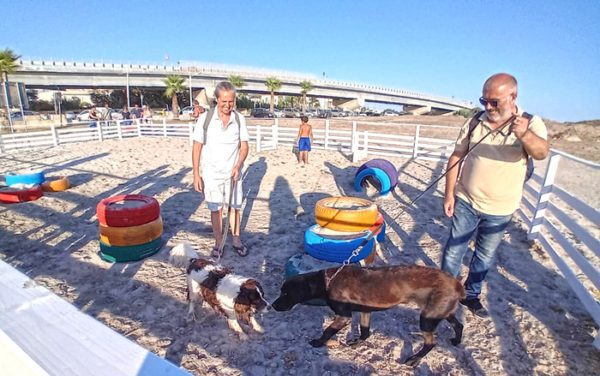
left=315, top=197, right=378, bottom=232
left=99, top=216, right=163, bottom=246
left=42, top=176, right=71, bottom=192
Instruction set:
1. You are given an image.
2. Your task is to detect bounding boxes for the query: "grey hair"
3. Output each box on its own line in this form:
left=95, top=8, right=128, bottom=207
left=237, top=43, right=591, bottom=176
left=214, top=81, right=236, bottom=99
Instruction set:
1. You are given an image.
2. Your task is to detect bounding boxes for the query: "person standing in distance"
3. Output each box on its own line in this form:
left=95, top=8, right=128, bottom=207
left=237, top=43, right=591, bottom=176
left=192, top=81, right=250, bottom=257
left=441, top=73, right=549, bottom=317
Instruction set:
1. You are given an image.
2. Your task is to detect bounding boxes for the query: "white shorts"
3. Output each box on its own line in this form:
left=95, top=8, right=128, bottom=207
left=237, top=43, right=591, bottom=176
left=203, top=177, right=243, bottom=212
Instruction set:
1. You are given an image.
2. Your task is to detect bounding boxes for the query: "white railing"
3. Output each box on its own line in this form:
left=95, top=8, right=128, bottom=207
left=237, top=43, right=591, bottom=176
left=517, top=150, right=600, bottom=349
left=1, top=119, right=598, bottom=348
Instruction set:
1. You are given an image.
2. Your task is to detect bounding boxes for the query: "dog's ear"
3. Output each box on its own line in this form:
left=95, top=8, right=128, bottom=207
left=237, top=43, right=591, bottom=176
left=235, top=287, right=253, bottom=307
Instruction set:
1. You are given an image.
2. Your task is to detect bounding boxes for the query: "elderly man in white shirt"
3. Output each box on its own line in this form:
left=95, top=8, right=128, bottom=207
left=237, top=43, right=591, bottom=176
left=192, top=81, right=250, bottom=257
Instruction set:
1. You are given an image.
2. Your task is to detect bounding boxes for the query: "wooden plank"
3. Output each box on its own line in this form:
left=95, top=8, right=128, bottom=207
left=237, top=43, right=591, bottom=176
left=538, top=235, right=600, bottom=326
left=543, top=220, right=600, bottom=290
left=552, top=185, right=600, bottom=226
left=548, top=203, right=600, bottom=258
left=0, top=261, right=189, bottom=376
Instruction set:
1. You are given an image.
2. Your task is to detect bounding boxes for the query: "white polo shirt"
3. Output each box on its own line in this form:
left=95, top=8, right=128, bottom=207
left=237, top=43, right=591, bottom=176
left=192, top=109, right=250, bottom=182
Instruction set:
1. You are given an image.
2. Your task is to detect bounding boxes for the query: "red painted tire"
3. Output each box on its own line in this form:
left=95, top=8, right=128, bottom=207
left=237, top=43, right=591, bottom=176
left=96, top=194, right=160, bottom=227
left=0, top=185, right=43, bottom=204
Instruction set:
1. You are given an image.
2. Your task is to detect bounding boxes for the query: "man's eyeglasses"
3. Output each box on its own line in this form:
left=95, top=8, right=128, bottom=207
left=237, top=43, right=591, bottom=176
left=479, top=96, right=511, bottom=108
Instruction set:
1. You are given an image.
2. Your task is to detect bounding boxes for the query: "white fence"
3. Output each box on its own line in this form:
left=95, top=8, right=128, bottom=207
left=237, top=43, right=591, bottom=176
left=1, top=118, right=598, bottom=348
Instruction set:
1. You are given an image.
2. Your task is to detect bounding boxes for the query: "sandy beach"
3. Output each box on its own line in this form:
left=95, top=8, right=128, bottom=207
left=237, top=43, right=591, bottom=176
left=1, top=135, right=599, bottom=375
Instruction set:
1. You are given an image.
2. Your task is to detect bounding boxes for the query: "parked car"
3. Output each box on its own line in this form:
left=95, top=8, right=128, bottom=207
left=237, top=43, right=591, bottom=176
left=251, top=108, right=274, bottom=118
left=10, top=110, right=39, bottom=120
left=76, top=108, right=121, bottom=121
left=273, top=109, right=284, bottom=118
left=382, top=109, right=405, bottom=116
left=180, top=106, right=194, bottom=115
left=283, top=108, right=301, bottom=118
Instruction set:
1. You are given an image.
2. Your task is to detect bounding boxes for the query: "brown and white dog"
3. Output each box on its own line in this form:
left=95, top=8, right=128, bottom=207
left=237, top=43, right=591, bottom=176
left=272, top=264, right=465, bottom=366
left=169, top=243, right=269, bottom=339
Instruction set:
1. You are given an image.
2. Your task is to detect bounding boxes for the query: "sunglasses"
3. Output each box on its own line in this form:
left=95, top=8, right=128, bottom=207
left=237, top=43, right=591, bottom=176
left=479, top=96, right=511, bottom=108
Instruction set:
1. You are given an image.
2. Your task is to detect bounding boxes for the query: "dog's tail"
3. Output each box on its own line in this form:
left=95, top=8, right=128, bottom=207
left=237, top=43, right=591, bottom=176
left=168, top=242, right=199, bottom=268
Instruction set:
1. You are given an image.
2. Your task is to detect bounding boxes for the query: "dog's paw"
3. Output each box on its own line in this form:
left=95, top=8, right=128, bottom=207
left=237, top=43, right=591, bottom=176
left=309, top=339, right=325, bottom=348
left=238, top=332, right=249, bottom=341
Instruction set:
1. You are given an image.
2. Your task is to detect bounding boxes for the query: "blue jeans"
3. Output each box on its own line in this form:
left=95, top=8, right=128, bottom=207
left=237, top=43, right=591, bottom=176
left=441, top=198, right=512, bottom=300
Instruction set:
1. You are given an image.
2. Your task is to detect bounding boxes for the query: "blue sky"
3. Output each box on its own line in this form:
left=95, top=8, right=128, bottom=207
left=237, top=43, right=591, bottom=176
left=2, top=0, right=599, bottom=122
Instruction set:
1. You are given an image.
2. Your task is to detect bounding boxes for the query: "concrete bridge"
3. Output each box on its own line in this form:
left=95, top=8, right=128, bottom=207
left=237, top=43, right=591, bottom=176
left=12, top=59, right=474, bottom=113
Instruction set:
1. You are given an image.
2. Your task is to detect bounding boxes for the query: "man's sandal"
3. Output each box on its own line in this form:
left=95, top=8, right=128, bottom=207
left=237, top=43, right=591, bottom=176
left=233, top=244, right=248, bottom=257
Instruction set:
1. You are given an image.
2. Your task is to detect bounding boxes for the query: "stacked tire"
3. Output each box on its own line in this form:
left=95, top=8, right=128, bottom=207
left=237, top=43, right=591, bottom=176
left=96, top=194, right=163, bottom=263
left=284, top=196, right=386, bottom=305
left=1, top=170, right=45, bottom=204
left=308, top=196, right=385, bottom=263
left=354, top=158, right=398, bottom=195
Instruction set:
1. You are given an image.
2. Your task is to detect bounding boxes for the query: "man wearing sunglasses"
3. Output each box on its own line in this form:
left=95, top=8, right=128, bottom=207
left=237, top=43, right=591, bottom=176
left=441, top=73, right=549, bottom=318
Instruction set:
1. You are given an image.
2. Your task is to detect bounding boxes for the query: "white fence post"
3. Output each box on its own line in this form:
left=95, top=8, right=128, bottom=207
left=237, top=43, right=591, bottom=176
left=137, top=120, right=142, bottom=137
left=163, top=118, right=167, bottom=137
left=256, top=125, right=262, bottom=153
left=364, top=131, right=369, bottom=155
left=97, top=121, right=104, bottom=141
left=0, top=132, right=4, bottom=153
left=50, top=124, right=59, bottom=146
left=528, top=153, right=561, bottom=240
left=324, top=120, right=330, bottom=149
left=273, top=118, right=279, bottom=148
left=351, top=121, right=357, bottom=153
left=413, top=124, right=421, bottom=159
left=117, top=120, right=123, bottom=140
left=189, top=123, right=194, bottom=146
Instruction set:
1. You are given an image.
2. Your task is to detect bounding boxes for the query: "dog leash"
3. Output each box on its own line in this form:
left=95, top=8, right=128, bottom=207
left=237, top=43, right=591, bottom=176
left=215, top=178, right=236, bottom=263
left=324, top=114, right=518, bottom=289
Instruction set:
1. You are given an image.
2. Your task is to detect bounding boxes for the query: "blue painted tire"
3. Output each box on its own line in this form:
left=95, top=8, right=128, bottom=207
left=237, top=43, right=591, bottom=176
left=99, top=237, right=163, bottom=263
left=6, top=171, right=46, bottom=187
left=304, top=224, right=375, bottom=263
left=354, top=167, right=392, bottom=195
left=356, top=159, right=398, bottom=188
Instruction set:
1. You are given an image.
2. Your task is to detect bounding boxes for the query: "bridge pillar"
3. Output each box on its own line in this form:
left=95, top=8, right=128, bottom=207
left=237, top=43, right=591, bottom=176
left=332, top=98, right=363, bottom=110
left=404, top=105, right=431, bottom=115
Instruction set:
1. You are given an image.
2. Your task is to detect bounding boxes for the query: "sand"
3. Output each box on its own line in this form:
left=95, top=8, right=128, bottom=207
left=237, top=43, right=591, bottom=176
left=1, top=136, right=599, bottom=376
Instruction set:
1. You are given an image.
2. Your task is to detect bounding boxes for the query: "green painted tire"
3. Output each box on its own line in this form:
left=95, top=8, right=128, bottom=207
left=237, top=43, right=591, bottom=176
left=99, top=237, right=163, bottom=263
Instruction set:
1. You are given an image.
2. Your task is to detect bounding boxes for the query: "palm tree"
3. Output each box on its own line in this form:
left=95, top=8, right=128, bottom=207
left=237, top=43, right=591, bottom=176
left=265, top=77, right=282, bottom=113
left=163, top=75, right=186, bottom=119
left=228, top=74, right=245, bottom=94
left=300, top=80, right=313, bottom=112
left=0, top=48, right=20, bottom=130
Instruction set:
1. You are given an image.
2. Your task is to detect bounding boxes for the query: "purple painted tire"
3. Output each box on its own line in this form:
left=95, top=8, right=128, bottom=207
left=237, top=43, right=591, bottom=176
left=356, top=159, right=398, bottom=188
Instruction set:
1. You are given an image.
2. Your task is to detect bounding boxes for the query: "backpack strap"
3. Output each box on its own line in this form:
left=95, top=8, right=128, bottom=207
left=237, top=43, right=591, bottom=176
left=202, top=107, right=242, bottom=145
left=466, top=111, right=485, bottom=141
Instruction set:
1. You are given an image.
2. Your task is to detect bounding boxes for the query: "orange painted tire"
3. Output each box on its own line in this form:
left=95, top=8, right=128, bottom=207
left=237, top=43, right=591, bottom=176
left=315, top=197, right=378, bottom=232
left=0, top=185, right=43, bottom=204
left=42, top=176, right=71, bottom=192
left=99, top=216, right=163, bottom=246
left=96, top=194, right=160, bottom=227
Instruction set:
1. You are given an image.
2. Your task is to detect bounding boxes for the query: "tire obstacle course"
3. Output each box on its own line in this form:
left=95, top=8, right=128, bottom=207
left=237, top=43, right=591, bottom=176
left=285, top=196, right=386, bottom=305
left=1, top=170, right=71, bottom=204
left=96, top=194, right=164, bottom=263
left=354, top=158, right=398, bottom=196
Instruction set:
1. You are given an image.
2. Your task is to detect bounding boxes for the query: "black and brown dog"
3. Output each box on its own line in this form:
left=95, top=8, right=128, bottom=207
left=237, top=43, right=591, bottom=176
left=272, top=264, right=465, bottom=366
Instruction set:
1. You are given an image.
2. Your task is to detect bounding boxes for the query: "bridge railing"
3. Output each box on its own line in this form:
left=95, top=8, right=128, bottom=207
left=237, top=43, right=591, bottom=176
left=0, top=118, right=598, bottom=348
